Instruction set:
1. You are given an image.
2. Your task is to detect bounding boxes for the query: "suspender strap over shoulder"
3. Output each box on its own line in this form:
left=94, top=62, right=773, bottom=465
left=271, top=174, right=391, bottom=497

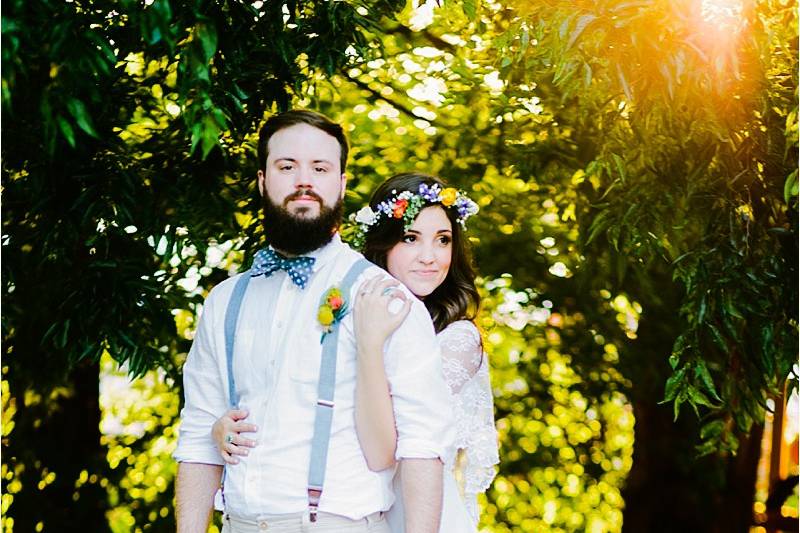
left=307, top=258, right=372, bottom=521
left=224, top=272, right=252, bottom=409
left=220, top=270, right=253, bottom=507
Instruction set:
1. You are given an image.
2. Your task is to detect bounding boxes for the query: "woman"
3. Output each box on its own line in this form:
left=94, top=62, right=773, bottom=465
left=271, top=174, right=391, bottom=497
left=213, top=173, right=498, bottom=531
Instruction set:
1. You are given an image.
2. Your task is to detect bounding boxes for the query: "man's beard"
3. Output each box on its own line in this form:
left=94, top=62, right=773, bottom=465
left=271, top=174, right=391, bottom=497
left=261, top=191, right=343, bottom=255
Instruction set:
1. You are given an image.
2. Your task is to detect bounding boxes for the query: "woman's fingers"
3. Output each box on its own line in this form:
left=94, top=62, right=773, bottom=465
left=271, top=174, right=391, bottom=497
left=221, top=449, right=239, bottom=465
left=228, top=408, right=249, bottom=421
left=386, top=297, right=412, bottom=329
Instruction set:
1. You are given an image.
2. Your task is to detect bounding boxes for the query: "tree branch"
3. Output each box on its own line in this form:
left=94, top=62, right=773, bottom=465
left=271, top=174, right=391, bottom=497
left=343, top=71, right=436, bottom=125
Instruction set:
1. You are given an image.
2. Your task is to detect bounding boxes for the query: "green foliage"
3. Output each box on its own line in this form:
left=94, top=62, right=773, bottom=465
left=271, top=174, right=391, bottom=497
left=2, top=0, right=405, bottom=530
left=492, top=0, right=798, bottom=454
left=2, top=0, right=797, bottom=531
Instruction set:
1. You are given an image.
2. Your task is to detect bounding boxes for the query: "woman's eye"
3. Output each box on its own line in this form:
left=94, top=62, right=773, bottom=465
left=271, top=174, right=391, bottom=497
left=402, top=234, right=417, bottom=243
left=438, top=236, right=452, bottom=245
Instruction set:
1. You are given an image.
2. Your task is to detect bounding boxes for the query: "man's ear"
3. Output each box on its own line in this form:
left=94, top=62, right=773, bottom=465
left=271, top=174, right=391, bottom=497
left=340, top=172, right=347, bottom=199
left=257, top=170, right=266, bottom=197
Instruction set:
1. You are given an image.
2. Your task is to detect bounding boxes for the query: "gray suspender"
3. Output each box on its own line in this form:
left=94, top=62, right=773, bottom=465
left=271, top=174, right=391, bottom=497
left=223, top=258, right=372, bottom=521
left=224, top=273, right=252, bottom=408
left=305, top=258, right=371, bottom=521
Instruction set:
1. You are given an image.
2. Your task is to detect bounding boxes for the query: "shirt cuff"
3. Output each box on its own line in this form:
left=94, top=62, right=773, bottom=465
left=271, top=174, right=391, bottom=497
left=395, top=438, right=446, bottom=462
left=173, top=445, right=225, bottom=466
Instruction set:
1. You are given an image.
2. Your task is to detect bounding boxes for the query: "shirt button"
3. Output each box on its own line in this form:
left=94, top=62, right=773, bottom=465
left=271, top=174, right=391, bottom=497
left=258, top=520, right=268, bottom=529
left=276, top=321, right=284, bottom=329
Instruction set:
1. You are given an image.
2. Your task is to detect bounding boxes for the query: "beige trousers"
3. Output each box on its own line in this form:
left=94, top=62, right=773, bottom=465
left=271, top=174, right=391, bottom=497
left=221, top=511, right=390, bottom=533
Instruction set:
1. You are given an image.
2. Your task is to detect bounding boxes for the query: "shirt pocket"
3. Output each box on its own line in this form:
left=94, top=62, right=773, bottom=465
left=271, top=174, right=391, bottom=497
left=287, top=332, right=323, bottom=385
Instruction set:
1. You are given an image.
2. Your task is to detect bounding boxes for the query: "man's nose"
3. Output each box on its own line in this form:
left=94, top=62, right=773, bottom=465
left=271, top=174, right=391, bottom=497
left=294, top=166, right=312, bottom=188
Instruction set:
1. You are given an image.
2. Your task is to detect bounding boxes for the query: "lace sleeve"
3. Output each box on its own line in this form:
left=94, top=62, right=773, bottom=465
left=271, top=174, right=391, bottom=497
left=438, top=321, right=500, bottom=524
left=440, top=320, right=483, bottom=395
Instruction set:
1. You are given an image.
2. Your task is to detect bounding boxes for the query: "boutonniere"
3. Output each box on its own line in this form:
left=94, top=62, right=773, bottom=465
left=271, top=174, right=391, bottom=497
left=317, top=286, right=348, bottom=343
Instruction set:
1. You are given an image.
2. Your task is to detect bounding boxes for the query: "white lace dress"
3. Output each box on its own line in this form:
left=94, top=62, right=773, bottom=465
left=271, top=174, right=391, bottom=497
left=386, top=320, right=499, bottom=532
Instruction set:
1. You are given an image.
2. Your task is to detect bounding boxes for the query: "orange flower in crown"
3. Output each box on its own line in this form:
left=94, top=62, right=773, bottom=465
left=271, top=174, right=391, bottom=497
left=393, top=199, right=408, bottom=218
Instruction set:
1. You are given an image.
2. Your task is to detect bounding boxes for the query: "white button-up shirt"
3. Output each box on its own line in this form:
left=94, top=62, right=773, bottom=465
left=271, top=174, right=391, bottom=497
left=174, top=235, right=455, bottom=519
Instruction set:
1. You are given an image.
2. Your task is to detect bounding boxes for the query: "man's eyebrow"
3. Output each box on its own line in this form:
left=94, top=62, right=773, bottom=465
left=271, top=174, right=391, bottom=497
left=272, top=157, right=333, bottom=165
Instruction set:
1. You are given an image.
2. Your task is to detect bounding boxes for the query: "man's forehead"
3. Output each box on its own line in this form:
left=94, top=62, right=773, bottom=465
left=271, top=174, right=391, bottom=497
left=267, top=123, right=341, bottom=159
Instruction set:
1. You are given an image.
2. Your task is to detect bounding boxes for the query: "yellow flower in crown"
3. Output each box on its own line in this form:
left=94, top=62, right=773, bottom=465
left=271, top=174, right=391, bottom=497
left=440, top=188, right=458, bottom=207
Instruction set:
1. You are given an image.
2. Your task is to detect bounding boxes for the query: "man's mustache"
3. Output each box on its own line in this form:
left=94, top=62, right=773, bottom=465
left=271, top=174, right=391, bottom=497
left=284, top=190, right=323, bottom=206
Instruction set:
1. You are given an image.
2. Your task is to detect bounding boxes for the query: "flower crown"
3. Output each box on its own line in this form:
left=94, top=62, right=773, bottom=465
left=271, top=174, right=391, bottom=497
left=348, top=183, right=479, bottom=248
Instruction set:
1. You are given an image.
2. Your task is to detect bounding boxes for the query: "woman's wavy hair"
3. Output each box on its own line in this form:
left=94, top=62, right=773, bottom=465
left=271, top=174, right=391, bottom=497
left=362, top=173, right=480, bottom=333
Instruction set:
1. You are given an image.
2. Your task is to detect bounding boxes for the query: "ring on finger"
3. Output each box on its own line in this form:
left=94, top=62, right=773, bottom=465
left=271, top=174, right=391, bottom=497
left=225, top=434, right=234, bottom=444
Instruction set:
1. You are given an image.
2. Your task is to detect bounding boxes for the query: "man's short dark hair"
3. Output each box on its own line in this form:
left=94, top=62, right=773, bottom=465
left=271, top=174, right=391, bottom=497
left=257, top=109, right=349, bottom=174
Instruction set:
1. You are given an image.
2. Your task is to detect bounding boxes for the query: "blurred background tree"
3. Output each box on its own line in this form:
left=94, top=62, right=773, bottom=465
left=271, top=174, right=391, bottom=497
left=2, top=0, right=796, bottom=532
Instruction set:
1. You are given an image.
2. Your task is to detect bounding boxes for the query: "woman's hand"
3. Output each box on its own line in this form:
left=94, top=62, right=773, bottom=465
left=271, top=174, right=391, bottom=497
left=211, top=408, right=258, bottom=465
left=353, top=275, right=412, bottom=355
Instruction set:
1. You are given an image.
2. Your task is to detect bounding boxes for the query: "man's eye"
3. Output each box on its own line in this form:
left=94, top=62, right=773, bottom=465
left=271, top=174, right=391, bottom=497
left=279, top=164, right=294, bottom=171
left=402, top=234, right=417, bottom=243
left=314, top=166, right=328, bottom=173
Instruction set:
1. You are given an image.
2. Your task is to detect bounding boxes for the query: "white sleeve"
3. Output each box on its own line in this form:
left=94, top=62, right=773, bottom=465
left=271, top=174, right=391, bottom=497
left=381, top=296, right=455, bottom=462
left=173, top=287, right=228, bottom=465
left=440, top=321, right=483, bottom=395
left=443, top=322, right=499, bottom=511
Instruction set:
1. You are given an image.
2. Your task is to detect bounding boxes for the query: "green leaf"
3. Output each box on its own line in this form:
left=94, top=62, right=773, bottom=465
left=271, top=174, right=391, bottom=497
left=673, top=389, right=687, bottom=421
left=66, top=98, right=99, bottom=138
left=585, top=210, right=610, bottom=245
left=567, top=14, right=596, bottom=50
left=616, top=63, right=633, bottom=100
left=520, top=28, right=530, bottom=55
left=611, top=153, right=627, bottom=183
left=662, top=365, right=687, bottom=403
left=196, top=22, right=218, bottom=62
left=694, top=360, right=721, bottom=401
left=57, top=115, right=76, bottom=148
left=462, top=0, right=477, bottom=20
left=784, top=169, right=798, bottom=203
left=706, top=323, right=727, bottom=352
left=697, top=294, right=707, bottom=325
left=700, top=419, right=725, bottom=440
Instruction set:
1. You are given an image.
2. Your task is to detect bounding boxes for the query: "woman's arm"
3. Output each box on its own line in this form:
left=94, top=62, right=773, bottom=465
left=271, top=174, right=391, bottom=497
left=353, top=275, right=411, bottom=471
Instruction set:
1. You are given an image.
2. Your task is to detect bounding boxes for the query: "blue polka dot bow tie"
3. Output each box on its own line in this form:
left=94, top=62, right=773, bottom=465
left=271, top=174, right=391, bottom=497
left=251, top=248, right=316, bottom=289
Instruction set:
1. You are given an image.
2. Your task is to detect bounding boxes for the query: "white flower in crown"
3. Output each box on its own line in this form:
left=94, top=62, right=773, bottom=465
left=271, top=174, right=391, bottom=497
left=354, top=206, right=377, bottom=225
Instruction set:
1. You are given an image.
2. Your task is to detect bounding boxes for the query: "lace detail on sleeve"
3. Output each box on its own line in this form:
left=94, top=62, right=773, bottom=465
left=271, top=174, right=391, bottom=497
left=438, top=321, right=500, bottom=524
left=440, top=320, right=483, bottom=395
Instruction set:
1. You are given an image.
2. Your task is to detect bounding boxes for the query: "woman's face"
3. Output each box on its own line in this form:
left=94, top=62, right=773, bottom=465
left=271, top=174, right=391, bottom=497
left=386, top=205, right=453, bottom=298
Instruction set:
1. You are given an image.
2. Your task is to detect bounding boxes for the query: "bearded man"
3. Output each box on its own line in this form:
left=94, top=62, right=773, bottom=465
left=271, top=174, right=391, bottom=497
left=173, top=110, right=454, bottom=533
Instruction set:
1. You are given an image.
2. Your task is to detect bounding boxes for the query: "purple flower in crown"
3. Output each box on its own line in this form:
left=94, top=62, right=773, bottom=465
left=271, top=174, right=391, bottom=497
left=377, top=202, right=392, bottom=215
left=419, top=183, right=441, bottom=202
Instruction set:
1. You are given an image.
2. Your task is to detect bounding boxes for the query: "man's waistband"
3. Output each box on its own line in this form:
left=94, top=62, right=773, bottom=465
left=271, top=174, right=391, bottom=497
left=224, top=510, right=384, bottom=528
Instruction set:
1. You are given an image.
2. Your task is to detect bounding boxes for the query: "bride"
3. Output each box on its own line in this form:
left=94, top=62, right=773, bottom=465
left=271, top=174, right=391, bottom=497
left=214, top=173, right=499, bottom=531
